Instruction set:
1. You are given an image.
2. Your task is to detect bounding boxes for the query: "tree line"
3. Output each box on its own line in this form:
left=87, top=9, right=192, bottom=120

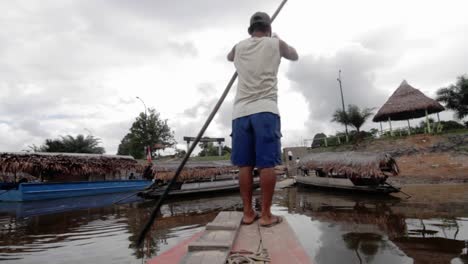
left=29, top=75, right=467, bottom=155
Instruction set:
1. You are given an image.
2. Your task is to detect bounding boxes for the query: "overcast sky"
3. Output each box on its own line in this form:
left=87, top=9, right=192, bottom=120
left=1, top=0, right=467, bottom=154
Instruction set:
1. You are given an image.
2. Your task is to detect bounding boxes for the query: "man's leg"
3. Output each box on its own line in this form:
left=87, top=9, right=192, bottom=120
left=259, top=167, right=278, bottom=225
left=231, top=116, right=256, bottom=224
left=239, top=166, right=255, bottom=223
left=251, top=112, right=282, bottom=226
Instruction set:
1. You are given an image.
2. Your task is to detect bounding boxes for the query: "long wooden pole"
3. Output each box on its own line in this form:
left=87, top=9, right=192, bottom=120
left=135, top=0, right=290, bottom=247
left=337, top=70, right=349, bottom=141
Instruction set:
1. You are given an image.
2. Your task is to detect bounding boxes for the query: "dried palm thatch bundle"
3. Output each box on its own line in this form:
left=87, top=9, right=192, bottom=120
left=0, top=152, right=141, bottom=179
left=152, top=165, right=238, bottom=182
left=299, top=152, right=399, bottom=178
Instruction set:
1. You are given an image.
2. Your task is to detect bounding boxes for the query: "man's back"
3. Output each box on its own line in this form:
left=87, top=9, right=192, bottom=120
left=233, top=37, right=281, bottom=119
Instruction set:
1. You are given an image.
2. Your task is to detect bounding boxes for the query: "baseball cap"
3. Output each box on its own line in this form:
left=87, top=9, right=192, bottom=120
left=248, top=12, right=271, bottom=34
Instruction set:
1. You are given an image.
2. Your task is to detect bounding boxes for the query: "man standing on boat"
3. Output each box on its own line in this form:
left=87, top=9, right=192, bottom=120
left=227, top=12, right=298, bottom=226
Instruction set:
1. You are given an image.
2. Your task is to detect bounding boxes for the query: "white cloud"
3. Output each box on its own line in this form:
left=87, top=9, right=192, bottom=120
left=1, top=0, right=467, bottom=154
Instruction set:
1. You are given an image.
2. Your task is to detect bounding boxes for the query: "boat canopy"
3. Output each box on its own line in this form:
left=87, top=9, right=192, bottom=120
left=0, top=152, right=140, bottom=180
left=299, top=152, right=399, bottom=178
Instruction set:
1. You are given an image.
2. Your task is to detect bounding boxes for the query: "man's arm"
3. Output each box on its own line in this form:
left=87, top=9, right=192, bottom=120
left=227, top=45, right=236, bottom=62
left=278, top=39, right=298, bottom=61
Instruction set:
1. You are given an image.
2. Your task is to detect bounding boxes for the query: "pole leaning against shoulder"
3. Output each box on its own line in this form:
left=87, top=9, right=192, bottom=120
left=135, top=0, right=290, bottom=247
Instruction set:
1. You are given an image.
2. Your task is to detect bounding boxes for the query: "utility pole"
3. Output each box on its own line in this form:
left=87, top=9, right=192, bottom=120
left=337, top=70, right=349, bottom=142
left=136, top=96, right=150, bottom=160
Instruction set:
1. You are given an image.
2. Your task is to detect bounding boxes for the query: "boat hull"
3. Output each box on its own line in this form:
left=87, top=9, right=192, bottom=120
left=139, top=179, right=259, bottom=199
left=0, top=180, right=152, bottom=202
left=295, top=175, right=399, bottom=194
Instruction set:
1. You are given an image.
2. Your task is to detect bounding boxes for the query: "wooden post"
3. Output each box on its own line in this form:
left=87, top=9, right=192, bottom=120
left=324, top=137, right=328, bottom=147
left=407, top=119, right=411, bottom=135
left=425, top=109, right=431, bottom=133
left=380, top=122, right=383, bottom=135
left=388, top=117, right=393, bottom=136
left=436, top=112, right=441, bottom=133
left=337, top=136, right=341, bottom=144
left=218, top=141, right=223, bottom=156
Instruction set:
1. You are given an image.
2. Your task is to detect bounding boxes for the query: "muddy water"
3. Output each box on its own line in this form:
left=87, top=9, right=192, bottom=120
left=1, top=184, right=467, bottom=264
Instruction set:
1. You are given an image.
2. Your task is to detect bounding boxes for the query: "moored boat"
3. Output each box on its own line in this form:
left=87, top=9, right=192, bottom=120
left=0, top=152, right=152, bottom=202
left=0, top=180, right=152, bottom=202
left=296, top=152, right=401, bottom=194
left=138, top=177, right=259, bottom=199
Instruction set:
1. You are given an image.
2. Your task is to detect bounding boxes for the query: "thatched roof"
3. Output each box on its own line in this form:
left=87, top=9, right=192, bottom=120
left=152, top=165, right=238, bottom=182
left=373, top=80, right=444, bottom=122
left=299, top=152, right=399, bottom=178
left=151, top=161, right=286, bottom=182
left=0, top=152, right=141, bottom=178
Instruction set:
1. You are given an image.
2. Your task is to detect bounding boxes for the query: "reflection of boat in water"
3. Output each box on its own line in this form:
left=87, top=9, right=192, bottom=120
left=280, top=186, right=468, bottom=263
left=296, top=152, right=401, bottom=194
left=0, top=192, right=144, bottom=218
left=138, top=177, right=259, bottom=199
left=393, top=236, right=466, bottom=264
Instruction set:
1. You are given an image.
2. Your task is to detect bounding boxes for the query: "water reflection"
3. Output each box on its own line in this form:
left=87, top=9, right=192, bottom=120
left=0, top=193, right=243, bottom=263
left=342, top=233, right=385, bottom=264
left=276, top=186, right=468, bottom=264
left=1, top=185, right=467, bottom=264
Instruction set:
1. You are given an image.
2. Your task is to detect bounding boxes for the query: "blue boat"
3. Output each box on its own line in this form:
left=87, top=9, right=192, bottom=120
left=0, top=180, right=152, bottom=202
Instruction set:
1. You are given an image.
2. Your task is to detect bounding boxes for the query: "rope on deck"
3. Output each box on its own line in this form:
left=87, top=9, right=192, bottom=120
left=226, top=222, right=271, bottom=264
left=226, top=249, right=270, bottom=264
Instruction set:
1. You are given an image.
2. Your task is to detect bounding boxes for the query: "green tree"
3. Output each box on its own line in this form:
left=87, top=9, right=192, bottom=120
left=332, top=104, right=374, bottom=133
left=32, top=134, right=105, bottom=154
left=117, top=108, right=175, bottom=159
left=198, top=142, right=231, bottom=157
left=436, top=75, right=468, bottom=120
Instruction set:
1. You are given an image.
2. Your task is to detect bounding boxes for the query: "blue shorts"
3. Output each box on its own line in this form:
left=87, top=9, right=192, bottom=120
left=231, top=112, right=282, bottom=168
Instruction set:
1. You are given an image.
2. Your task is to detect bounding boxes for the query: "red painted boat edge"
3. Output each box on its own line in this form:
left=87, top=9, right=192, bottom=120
left=146, top=231, right=203, bottom=264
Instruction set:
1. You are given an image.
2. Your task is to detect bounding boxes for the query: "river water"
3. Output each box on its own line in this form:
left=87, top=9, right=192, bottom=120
left=1, top=184, right=467, bottom=264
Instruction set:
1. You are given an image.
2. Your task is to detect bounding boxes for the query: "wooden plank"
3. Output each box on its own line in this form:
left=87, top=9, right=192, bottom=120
left=232, top=217, right=312, bottom=264
left=188, top=230, right=235, bottom=251
left=180, top=211, right=243, bottom=264
left=181, top=250, right=227, bottom=264
left=149, top=212, right=312, bottom=264
left=206, top=211, right=243, bottom=230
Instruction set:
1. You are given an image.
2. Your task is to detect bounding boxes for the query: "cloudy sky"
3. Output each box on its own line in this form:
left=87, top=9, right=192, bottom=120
left=1, top=0, right=467, bottom=154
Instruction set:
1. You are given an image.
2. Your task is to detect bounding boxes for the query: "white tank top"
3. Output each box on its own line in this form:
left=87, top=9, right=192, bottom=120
left=232, top=37, right=281, bottom=120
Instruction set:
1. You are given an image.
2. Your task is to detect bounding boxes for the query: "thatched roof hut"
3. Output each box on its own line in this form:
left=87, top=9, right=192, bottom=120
left=373, top=80, right=444, bottom=122
left=299, top=152, right=399, bottom=178
left=0, top=152, right=141, bottom=181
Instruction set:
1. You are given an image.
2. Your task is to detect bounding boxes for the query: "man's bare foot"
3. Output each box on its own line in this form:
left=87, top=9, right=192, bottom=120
left=259, top=214, right=283, bottom=227
left=242, top=209, right=258, bottom=225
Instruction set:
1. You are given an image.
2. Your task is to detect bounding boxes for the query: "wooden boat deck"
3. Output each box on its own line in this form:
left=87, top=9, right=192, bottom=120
left=147, top=211, right=311, bottom=264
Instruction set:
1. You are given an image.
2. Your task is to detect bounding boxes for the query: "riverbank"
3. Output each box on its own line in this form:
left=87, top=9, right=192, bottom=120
left=284, top=133, right=468, bottom=184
